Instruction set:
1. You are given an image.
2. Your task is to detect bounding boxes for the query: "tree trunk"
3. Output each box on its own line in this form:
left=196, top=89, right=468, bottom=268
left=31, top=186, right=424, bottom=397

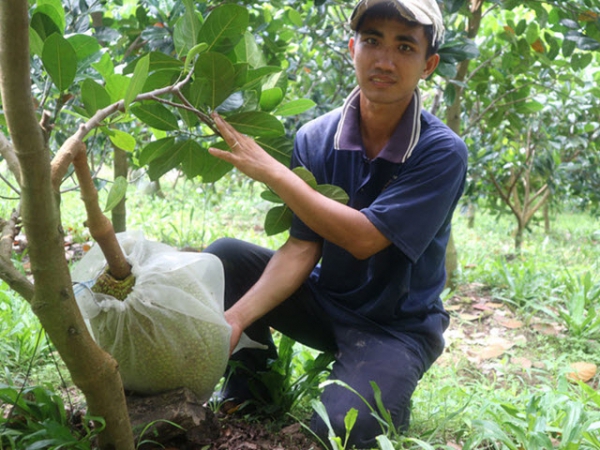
left=0, top=2, right=134, bottom=449
left=112, top=146, right=128, bottom=233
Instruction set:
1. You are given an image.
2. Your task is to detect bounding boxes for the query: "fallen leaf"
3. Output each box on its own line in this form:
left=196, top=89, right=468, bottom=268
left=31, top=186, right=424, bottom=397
left=532, top=323, right=560, bottom=336
left=458, top=313, right=480, bottom=321
left=567, top=362, right=597, bottom=383
left=512, top=357, right=532, bottom=369
left=445, top=305, right=462, bottom=311
left=480, top=344, right=507, bottom=360
left=497, top=318, right=524, bottom=329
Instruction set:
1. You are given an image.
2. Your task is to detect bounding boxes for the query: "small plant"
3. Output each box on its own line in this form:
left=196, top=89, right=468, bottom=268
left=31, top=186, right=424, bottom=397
left=0, top=384, right=103, bottom=450
left=542, top=270, right=600, bottom=339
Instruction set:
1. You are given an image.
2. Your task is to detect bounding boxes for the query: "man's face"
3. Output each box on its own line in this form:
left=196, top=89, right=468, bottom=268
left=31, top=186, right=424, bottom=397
left=349, top=16, right=439, bottom=110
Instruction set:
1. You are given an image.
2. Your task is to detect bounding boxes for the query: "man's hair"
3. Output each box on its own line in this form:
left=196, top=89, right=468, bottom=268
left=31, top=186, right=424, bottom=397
left=353, top=3, right=440, bottom=57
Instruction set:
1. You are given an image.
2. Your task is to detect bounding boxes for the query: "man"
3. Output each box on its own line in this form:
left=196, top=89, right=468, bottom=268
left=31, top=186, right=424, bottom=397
left=206, top=0, right=468, bottom=447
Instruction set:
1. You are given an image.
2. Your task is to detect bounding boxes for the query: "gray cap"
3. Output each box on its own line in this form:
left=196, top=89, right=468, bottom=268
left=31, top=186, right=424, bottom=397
left=349, top=0, right=445, bottom=47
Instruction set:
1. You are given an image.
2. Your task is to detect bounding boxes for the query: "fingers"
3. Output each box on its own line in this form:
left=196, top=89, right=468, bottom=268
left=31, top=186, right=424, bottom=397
left=211, top=112, right=244, bottom=152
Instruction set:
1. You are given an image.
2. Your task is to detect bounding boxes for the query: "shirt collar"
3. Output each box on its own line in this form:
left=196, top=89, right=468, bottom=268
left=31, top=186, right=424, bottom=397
left=333, top=86, right=423, bottom=163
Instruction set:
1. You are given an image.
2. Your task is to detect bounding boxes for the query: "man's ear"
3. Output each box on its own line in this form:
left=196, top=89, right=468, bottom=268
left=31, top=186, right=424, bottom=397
left=349, top=36, right=356, bottom=59
left=422, top=53, right=440, bottom=79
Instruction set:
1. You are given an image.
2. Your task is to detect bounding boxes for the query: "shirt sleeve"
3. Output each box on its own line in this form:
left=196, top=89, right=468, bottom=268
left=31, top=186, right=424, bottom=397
left=362, top=133, right=467, bottom=264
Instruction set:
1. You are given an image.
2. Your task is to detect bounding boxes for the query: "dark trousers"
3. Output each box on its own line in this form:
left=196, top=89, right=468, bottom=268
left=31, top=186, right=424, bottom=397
left=204, top=238, right=427, bottom=449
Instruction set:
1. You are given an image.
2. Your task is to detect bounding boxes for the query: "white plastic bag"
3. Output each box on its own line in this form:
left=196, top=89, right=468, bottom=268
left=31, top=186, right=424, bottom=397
left=72, top=231, right=231, bottom=402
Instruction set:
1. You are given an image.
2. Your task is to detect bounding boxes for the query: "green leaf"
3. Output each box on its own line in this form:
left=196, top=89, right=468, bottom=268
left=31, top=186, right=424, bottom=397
left=316, top=184, right=349, bottom=204
left=123, top=52, right=183, bottom=75
left=238, top=66, right=282, bottom=90
left=180, top=140, right=233, bottom=182
left=29, top=27, right=44, bottom=56
left=67, top=34, right=100, bottom=61
left=138, top=137, right=176, bottom=166
left=375, top=436, right=395, bottom=450
left=264, top=205, right=293, bottom=236
left=343, top=408, right=358, bottom=438
left=104, top=176, right=128, bottom=212
left=194, top=52, right=236, bottom=109
left=178, top=139, right=204, bottom=178
left=260, top=87, right=283, bottom=112
left=234, top=32, right=266, bottom=68
left=36, top=0, right=65, bottom=33
left=42, top=33, right=77, bottom=92
left=274, top=99, right=316, bottom=117
left=147, top=141, right=186, bottom=181
left=260, top=189, right=284, bottom=204
left=225, top=111, right=284, bottom=138
left=174, top=7, right=202, bottom=56
left=105, top=74, right=130, bottom=103
left=256, top=136, right=293, bottom=166
left=197, top=4, right=248, bottom=53
left=81, top=79, right=111, bottom=116
left=130, top=103, right=179, bottom=131
left=92, top=52, right=114, bottom=80
left=525, top=23, right=540, bottom=44
left=124, top=54, right=150, bottom=110
left=109, top=130, right=136, bottom=152
left=30, top=12, right=60, bottom=41
left=292, top=166, right=317, bottom=188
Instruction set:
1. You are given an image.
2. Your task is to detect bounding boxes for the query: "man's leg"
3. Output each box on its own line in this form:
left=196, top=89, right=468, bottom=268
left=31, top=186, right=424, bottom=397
left=310, top=326, right=426, bottom=449
left=204, top=238, right=336, bottom=404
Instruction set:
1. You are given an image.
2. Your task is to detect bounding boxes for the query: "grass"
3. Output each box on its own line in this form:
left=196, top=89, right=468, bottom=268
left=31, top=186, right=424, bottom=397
left=1, top=170, right=600, bottom=449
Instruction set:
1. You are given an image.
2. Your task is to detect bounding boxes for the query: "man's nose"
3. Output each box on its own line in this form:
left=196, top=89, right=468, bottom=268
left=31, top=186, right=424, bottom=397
left=373, top=47, right=395, bottom=70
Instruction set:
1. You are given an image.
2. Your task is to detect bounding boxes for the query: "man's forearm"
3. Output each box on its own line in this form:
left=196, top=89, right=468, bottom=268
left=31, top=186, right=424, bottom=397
left=225, top=237, right=322, bottom=332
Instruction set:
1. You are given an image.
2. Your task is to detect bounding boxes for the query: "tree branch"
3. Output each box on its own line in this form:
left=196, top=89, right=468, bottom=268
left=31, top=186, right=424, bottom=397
left=0, top=133, right=21, bottom=186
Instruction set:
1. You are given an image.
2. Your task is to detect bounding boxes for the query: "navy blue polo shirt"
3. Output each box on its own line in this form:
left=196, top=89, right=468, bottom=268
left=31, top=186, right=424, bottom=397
left=290, top=87, right=468, bottom=366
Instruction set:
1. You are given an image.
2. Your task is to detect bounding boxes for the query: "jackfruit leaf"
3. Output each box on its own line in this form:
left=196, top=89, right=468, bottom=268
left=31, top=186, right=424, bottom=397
left=256, top=136, right=293, bottom=166
left=35, top=0, right=65, bottom=34
left=174, top=6, right=202, bottom=56
left=182, top=140, right=233, bottom=182
left=123, top=52, right=183, bottom=75
left=92, top=53, right=115, bottom=80
left=31, top=12, right=60, bottom=41
left=197, top=4, right=248, bottom=53
left=124, top=54, right=149, bottom=110
left=130, top=103, right=179, bottom=131
left=238, top=66, right=282, bottom=90
left=226, top=112, right=284, bottom=138
left=264, top=205, right=293, bottom=236
left=260, top=87, right=283, bottom=112
left=184, top=43, right=209, bottom=73
left=67, top=34, right=100, bottom=61
left=177, top=139, right=203, bottom=178
left=109, top=130, right=136, bottom=152
left=260, top=190, right=284, bottom=204
left=147, top=141, right=187, bottom=181
left=29, top=27, right=44, bottom=56
left=274, top=99, right=316, bottom=117
left=139, top=137, right=176, bottom=166
left=316, top=184, right=349, bottom=204
left=105, top=74, right=130, bottom=103
left=184, top=78, right=210, bottom=109
left=81, top=79, right=111, bottom=116
left=104, top=176, right=128, bottom=212
left=292, top=166, right=317, bottom=188
left=194, top=52, right=236, bottom=109
left=143, top=70, right=179, bottom=92
left=215, top=92, right=245, bottom=114
left=234, top=32, right=266, bottom=68
left=42, top=33, right=77, bottom=92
